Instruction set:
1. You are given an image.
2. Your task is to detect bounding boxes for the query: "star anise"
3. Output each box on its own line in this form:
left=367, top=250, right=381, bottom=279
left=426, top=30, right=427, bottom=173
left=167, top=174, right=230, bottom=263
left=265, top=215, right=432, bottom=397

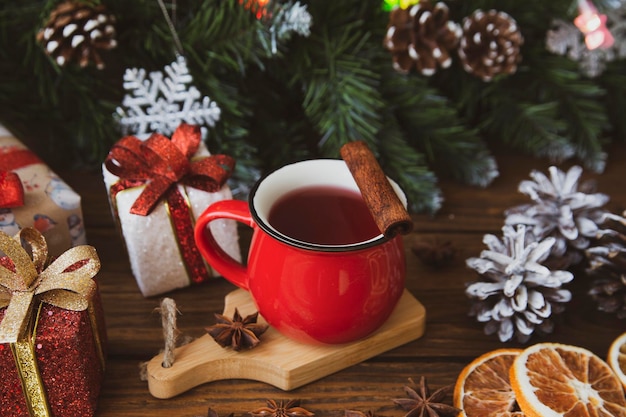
left=393, top=377, right=460, bottom=417
left=411, top=239, right=456, bottom=267
left=250, top=399, right=314, bottom=417
left=205, top=308, right=269, bottom=351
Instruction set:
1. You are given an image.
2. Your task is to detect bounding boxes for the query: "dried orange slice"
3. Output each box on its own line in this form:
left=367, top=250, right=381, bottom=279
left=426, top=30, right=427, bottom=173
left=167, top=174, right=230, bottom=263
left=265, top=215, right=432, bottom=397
left=453, top=348, right=525, bottom=416
left=510, top=342, right=626, bottom=417
left=608, top=332, right=626, bottom=391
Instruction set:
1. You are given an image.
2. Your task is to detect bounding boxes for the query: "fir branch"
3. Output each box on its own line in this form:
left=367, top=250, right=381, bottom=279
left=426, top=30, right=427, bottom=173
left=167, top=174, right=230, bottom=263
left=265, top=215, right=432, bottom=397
left=239, top=66, right=313, bottom=170
left=183, top=1, right=274, bottom=73
left=197, top=70, right=259, bottom=198
left=480, top=97, right=574, bottom=161
left=528, top=55, right=610, bottom=172
left=433, top=55, right=579, bottom=165
left=443, top=51, right=608, bottom=172
left=295, top=22, right=385, bottom=156
left=1, top=0, right=624, bottom=212
left=601, top=60, right=626, bottom=140
left=283, top=1, right=390, bottom=157
left=557, top=89, right=608, bottom=172
left=377, top=122, right=442, bottom=214
left=384, top=71, right=498, bottom=187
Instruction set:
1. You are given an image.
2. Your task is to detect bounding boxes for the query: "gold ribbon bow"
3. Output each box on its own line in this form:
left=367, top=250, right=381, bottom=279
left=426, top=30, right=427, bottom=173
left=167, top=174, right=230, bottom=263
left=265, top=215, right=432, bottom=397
left=0, top=227, right=100, bottom=344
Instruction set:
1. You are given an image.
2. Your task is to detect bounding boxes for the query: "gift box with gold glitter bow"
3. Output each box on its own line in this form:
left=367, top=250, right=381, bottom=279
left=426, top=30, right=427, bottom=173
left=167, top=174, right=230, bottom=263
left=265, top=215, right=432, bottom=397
left=102, top=123, right=241, bottom=297
left=0, top=227, right=106, bottom=417
left=0, top=126, right=87, bottom=258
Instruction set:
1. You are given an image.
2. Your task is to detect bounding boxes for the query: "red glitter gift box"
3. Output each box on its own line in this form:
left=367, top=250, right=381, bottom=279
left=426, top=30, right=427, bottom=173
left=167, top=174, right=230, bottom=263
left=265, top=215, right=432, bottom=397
left=0, top=228, right=106, bottom=417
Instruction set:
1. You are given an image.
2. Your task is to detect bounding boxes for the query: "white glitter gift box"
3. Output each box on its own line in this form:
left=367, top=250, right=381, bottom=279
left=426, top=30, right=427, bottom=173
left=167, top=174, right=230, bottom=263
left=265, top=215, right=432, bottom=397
left=0, top=125, right=87, bottom=257
left=102, top=124, right=241, bottom=297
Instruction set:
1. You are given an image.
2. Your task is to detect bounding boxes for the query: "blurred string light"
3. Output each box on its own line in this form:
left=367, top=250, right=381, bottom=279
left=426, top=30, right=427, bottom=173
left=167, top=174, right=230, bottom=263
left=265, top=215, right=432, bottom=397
left=574, top=0, right=615, bottom=49
left=382, top=0, right=420, bottom=12
left=240, top=0, right=270, bottom=19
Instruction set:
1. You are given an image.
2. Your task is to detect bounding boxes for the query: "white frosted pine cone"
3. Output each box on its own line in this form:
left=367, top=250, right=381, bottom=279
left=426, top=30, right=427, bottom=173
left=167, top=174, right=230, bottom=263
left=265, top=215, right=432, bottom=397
left=465, top=224, right=573, bottom=343
left=505, top=165, right=609, bottom=268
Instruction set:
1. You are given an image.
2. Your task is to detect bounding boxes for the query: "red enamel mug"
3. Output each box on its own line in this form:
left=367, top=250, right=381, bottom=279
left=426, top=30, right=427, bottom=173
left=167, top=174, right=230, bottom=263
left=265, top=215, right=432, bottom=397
left=194, top=159, right=406, bottom=345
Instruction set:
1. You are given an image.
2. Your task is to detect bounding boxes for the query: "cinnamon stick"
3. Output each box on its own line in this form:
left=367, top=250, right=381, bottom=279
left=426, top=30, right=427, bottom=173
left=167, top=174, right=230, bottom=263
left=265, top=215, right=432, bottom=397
left=340, top=141, right=414, bottom=238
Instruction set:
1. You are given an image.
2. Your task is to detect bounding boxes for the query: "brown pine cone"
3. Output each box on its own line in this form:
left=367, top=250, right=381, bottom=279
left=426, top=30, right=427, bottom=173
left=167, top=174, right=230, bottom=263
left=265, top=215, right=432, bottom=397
left=36, top=0, right=117, bottom=69
left=586, top=212, right=626, bottom=319
left=458, top=9, right=523, bottom=81
left=383, top=1, right=462, bottom=75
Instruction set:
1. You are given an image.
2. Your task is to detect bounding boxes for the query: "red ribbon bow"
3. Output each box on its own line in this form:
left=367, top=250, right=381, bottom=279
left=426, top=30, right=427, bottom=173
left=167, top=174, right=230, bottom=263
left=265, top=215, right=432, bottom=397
left=104, top=123, right=235, bottom=216
left=0, top=146, right=42, bottom=209
left=0, top=170, right=24, bottom=208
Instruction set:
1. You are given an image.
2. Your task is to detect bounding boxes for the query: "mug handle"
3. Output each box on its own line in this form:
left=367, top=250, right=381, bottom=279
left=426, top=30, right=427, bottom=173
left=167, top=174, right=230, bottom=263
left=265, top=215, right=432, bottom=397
left=194, top=199, right=253, bottom=291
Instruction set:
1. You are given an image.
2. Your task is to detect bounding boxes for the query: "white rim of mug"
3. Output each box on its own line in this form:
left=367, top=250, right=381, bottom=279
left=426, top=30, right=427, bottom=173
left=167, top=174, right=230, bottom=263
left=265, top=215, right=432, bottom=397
left=248, top=159, right=406, bottom=252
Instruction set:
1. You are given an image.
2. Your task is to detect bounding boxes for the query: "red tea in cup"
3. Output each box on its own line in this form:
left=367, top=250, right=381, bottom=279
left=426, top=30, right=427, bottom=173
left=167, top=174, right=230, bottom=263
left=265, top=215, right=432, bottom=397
left=267, top=185, right=380, bottom=245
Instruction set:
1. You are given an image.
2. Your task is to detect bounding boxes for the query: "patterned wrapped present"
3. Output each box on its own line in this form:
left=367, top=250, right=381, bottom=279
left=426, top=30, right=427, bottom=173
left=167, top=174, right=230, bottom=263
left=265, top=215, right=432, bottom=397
left=0, top=126, right=87, bottom=257
left=0, top=228, right=106, bottom=417
left=102, top=123, right=241, bottom=297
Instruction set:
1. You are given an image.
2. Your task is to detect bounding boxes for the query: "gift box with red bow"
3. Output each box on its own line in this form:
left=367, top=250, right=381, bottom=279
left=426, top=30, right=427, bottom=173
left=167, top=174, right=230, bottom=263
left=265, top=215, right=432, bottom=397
left=0, top=126, right=87, bottom=257
left=102, top=123, right=241, bottom=297
left=0, top=227, right=106, bottom=417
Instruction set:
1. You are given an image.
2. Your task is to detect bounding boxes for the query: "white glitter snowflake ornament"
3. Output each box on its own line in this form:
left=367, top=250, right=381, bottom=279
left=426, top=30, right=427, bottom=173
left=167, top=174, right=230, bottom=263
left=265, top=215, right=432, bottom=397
left=466, top=224, right=574, bottom=343
left=545, top=2, right=626, bottom=77
left=504, top=165, right=609, bottom=268
left=546, top=19, right=614, bottom=78
left=115, top=55, right=221, bottom=136
left=268, top=1, right=312, bottom=54
left=271, top=2, right=311, bottom=39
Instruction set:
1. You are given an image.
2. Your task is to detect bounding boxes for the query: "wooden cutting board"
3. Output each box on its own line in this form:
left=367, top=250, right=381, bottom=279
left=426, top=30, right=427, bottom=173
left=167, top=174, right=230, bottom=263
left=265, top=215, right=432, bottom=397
left=146, top=288, right=426, bottom=398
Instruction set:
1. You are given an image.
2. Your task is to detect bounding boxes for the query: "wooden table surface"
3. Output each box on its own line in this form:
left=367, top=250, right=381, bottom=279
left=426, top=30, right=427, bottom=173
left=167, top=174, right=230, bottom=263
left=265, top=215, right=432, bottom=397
left=64, top=144, right=626, bottom=417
